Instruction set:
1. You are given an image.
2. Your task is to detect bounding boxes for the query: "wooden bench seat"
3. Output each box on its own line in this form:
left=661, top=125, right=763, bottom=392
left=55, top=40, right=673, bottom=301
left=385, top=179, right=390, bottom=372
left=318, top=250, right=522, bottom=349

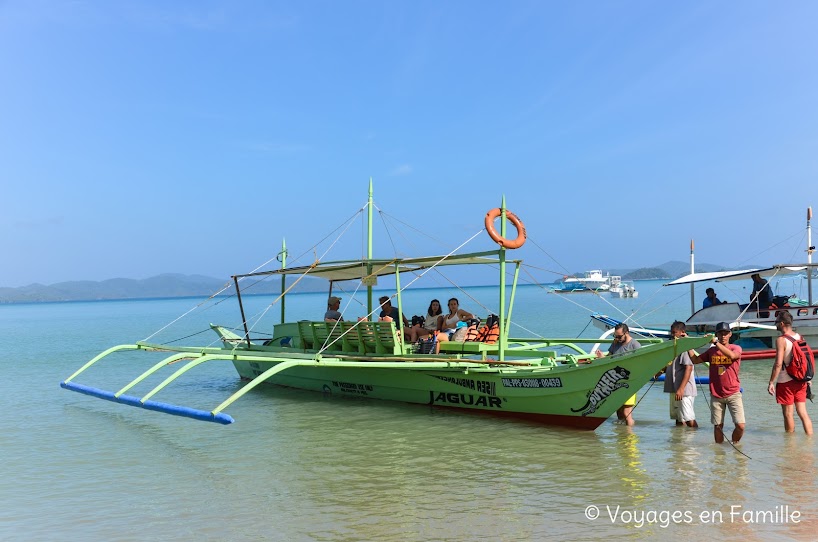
left=296, top=320, right=408, bottom=355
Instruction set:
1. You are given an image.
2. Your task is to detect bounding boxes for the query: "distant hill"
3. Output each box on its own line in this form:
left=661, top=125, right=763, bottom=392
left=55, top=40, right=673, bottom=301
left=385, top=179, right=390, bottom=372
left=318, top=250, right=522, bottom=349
left=0, top=273, right=326, bottom=303
left=622, top=267, right=670, bottom=280
left=2, top=259, right=761, bottom=304
left=653, top=260, right=734, bottom=278
left=582, top=261, right=753, bottom=282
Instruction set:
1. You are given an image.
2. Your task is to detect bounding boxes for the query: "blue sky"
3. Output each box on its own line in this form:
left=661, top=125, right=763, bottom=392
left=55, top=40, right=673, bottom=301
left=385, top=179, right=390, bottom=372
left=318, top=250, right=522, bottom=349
left=2, top=1, right=817, bottom=288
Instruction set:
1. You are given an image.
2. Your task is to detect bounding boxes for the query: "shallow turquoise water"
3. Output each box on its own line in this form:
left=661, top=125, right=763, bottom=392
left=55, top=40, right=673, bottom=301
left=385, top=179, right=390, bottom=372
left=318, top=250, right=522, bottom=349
left=1, top=282, right=815, bottom=541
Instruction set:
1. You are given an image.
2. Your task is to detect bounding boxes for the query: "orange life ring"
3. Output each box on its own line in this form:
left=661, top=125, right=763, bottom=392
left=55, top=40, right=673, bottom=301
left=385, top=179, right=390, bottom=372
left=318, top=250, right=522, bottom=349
left=484, top=208, right=526, bottom=249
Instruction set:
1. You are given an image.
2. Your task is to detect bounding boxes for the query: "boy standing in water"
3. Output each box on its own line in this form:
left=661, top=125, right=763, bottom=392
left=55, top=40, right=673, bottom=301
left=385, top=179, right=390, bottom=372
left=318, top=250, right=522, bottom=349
left=664, top=321, right=698, bottom=428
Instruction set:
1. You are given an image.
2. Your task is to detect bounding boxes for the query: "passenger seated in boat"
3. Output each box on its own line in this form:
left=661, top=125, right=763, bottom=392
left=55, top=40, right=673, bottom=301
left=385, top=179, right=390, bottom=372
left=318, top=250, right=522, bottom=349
left=435, top=298, right=475, bottom=350
left=438, top=298, right=474, bottom=334
left=324, top=296, right=343, bottom=322
left=703, top=288, right=726, bottom=309
left=378, top=296, right=409, bottom=328
left=407, top=299, right=444, bottom=342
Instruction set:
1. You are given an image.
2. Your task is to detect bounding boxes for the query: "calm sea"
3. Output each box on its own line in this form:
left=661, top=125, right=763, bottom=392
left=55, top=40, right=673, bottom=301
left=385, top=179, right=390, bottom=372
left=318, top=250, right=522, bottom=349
left=2, top=281, right=816, bottom=541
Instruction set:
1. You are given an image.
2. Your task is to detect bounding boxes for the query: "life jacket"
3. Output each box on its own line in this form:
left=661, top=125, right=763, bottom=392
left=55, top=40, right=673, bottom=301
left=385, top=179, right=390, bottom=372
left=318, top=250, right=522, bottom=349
left=478, top=323, right=500, bottom=344
left=476, top=314, right=500, bottom=344
left=783, top=335, right=815, bottom=382
left=464, top=321, right=482, bottom=342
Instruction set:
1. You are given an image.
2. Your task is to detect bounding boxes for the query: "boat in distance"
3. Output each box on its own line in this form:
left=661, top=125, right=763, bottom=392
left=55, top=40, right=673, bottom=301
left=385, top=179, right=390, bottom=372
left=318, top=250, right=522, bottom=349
left=61, top=183, right=711, bottom=430
left=608, top=277, right=638, bottom=298
left=668, top=208, right=818, bottom=349
left=552, top=270, right=613, bottom=293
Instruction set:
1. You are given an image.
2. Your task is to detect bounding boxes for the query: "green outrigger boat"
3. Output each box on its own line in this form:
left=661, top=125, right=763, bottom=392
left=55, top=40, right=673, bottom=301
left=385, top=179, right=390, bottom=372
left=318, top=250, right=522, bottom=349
left=61, top=184, right=711, bottom=430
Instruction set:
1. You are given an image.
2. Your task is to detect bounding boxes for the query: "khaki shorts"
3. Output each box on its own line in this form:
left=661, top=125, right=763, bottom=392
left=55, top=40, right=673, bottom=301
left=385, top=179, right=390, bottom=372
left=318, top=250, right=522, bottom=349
left=711, top=392, right=745, bottom=426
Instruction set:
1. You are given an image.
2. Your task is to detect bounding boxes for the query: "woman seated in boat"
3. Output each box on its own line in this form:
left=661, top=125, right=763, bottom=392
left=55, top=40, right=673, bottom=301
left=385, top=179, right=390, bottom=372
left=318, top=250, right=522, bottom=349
left=407, top=299, right=444, bottom=342
left=436, top=298, right=475, bottom=345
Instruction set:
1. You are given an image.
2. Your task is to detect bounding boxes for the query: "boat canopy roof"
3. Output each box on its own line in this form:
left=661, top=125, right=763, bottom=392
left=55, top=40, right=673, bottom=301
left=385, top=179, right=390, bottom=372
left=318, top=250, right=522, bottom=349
left=665, top=264, right=817, bottom=286
left=236, top=250, right=517, bottom=283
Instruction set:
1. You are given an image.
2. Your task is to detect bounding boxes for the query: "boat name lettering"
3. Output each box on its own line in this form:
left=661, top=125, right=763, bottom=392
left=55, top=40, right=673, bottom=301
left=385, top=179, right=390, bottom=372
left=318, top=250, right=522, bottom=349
left=501, top=377, right=563, bottom=388
left=427, top=391, right=502, bottom=409
left=570, top=366, right=631, bottom=416
left=432, top=375, right=496, bottom=396
left=332, top=381, right=373, bottom=395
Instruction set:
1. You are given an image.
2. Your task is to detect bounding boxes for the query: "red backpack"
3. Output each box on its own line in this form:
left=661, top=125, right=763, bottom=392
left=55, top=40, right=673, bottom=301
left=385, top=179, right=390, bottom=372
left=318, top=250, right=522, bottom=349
left=783, top=335, right=815, bottom=382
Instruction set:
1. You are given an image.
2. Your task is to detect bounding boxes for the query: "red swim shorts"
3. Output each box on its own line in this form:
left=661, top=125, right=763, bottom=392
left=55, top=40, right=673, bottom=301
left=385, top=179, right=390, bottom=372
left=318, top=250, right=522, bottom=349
left=776, top=380, right=808, bottom=405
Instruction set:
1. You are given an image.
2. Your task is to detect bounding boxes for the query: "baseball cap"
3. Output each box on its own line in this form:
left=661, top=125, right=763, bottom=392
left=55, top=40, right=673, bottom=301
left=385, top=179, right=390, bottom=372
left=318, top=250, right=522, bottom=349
left=328, top=296, right=341, bottom=304
left=715, top=322, right=731, bottom=333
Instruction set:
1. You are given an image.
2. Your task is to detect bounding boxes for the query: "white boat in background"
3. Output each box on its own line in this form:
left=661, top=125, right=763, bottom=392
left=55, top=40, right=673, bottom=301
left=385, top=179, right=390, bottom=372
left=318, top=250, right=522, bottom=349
left=668, top=266, right=818, bottom=348
left=553, top=270, right=613, bottom=293
left=576, top=270, right=611, bottom=291
left=609, top=278, right=638, bottom=298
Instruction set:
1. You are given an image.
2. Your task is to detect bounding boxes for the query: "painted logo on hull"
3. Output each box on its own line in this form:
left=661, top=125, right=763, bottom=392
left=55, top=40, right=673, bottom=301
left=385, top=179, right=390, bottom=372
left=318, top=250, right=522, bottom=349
left=428, top=391, right=503, bottom=408
left=431, top=375, right=496, bottom=395
left=571, top=366, right=631, bottom=416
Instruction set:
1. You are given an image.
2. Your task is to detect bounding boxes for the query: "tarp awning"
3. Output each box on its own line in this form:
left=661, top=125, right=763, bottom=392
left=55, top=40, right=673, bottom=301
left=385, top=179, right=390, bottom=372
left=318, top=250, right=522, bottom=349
left=236, top=251, right=514, bottom=282
left=665, top=264, right=814, bottom=286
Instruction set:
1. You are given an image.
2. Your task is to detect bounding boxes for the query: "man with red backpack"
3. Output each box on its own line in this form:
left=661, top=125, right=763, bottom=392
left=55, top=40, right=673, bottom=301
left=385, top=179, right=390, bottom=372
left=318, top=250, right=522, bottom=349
left=767, top=311, right=814, bottom=435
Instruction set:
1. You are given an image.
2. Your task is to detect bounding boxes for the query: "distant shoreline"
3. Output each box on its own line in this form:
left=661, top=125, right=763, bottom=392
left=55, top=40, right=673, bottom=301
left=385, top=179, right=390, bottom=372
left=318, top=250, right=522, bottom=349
left=0, top=280, right=679, bottom=306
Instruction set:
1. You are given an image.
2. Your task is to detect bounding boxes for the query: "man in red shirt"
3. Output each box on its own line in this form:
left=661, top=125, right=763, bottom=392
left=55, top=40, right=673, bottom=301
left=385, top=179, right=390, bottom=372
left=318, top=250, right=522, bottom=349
left=688, top=322, right=744, bottom=444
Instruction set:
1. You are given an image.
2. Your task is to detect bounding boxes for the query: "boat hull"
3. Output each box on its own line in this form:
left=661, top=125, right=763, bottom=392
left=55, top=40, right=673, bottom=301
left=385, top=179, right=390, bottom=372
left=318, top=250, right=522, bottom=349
left=228, top=338, right=703, bottom=430
left=686, top=302, right=818, bottom=348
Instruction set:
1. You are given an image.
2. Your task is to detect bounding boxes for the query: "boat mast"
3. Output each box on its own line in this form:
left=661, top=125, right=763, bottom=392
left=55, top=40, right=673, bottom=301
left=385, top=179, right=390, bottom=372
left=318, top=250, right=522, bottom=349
left=280, top=238, right=287, bottom=324
left=690, top=239, right=695, bottom=315
left=233, top=275, right=251, bottom=348
left=367, top=178, right=374, bottom=318
left=498, top=197, right=507, bottom=362
left=807, top=207, right=815, bottom=305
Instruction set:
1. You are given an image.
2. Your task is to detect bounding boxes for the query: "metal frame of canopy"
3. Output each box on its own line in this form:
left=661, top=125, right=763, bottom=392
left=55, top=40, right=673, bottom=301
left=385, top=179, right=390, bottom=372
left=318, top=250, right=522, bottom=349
left=234, top=252, right=516, bottom=283
left=227, top=250, right=525, bottom=350
left=225, top=183, right=527, bottom=363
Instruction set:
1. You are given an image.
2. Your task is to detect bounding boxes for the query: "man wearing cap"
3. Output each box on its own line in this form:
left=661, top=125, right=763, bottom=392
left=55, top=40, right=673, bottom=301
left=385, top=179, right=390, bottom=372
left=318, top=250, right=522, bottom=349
left=324, top=296, right=343, bottom=322
left=688, top=322, right=745, bottom=443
